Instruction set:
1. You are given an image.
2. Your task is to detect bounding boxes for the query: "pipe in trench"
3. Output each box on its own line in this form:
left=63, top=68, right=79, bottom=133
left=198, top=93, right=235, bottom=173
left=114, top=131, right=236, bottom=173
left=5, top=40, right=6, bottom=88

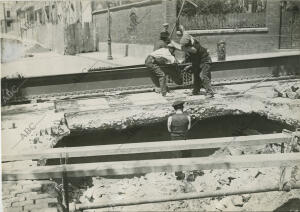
left=69, top=183, right=300, bottom=211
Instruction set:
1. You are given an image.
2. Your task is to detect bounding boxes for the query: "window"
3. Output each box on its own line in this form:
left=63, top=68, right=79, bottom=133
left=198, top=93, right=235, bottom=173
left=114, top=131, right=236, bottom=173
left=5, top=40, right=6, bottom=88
left=6, top=10, right=10, bottom=18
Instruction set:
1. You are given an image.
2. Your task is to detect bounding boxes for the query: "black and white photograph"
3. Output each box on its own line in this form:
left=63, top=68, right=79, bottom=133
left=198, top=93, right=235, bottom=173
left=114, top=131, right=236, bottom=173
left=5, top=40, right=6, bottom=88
left=1, top=0, right=300, bottom=211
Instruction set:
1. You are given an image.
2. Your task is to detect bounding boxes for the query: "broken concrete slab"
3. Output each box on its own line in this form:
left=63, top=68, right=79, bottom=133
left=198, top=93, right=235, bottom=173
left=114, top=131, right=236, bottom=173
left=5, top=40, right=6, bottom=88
left=127, top=93, right=168, bottom=105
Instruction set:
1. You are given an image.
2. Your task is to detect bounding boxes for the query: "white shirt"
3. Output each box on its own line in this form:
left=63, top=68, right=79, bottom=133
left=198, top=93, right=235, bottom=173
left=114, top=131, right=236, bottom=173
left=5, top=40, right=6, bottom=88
left=150, top=48, right=176, bottom=64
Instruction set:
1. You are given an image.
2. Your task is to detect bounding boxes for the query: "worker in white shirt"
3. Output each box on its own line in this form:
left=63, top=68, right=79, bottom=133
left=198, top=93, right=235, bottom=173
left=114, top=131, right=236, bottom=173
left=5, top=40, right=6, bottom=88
left=145, top=43, right=183, bottom=96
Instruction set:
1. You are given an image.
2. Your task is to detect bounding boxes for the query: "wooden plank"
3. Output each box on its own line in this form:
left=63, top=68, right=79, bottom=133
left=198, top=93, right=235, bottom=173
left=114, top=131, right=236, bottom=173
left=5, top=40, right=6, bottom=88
left=3, top=153, right=300, bottom=180
left=2, top=133, right=290, bottom=162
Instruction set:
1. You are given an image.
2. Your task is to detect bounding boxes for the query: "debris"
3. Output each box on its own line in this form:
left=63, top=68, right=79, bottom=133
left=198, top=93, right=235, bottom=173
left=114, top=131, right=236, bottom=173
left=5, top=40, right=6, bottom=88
left=242, top=194, right=251, bottom=202
left=175, top=171, right=185, bottom=180
left=231, top=196, right=244, bottom=207
left=228, top=147, right=244, bottom=156
left=273, top=83, right=300, bottom=99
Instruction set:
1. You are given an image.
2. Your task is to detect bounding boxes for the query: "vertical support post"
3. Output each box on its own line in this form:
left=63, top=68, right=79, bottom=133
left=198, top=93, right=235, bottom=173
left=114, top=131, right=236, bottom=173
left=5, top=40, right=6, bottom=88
left=107, top=2, right=113, bottom=60
left=281, top=142, right=285, bottom=153
left=3, top=3, right=7, bottom=33
left=61, top=153, right=69, bottom=212
left=62, top=171, right=69, bottom=212
left=278, top=1, right=283, bottom=49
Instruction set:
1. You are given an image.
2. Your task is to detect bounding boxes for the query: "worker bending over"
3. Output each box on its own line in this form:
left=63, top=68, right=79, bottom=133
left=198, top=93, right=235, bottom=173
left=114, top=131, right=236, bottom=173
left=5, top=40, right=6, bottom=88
left=153, top=31, right=171, bottom=51
left=180, top=33, right=214, bottom=97
left=145, top=43, right=183, bottom=96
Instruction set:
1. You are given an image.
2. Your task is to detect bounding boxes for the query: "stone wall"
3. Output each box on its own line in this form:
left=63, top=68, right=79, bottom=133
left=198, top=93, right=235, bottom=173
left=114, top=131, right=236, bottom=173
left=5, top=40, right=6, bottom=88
left=2, top=180, right=60, bottom=212
left=185, top=1, right=281, bottom=57
left=93, top=0, right=176, bottom=47
left=93, top=0, right=287, bottom=57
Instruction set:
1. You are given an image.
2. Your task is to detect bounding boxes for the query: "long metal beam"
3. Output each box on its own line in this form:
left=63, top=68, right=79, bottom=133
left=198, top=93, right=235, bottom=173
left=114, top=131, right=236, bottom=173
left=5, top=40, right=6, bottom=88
left=1, top=51, right=299, bottom=102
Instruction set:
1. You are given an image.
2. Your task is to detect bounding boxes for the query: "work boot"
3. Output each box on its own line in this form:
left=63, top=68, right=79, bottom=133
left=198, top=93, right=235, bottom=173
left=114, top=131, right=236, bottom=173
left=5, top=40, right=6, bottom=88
left=206, top=92, right=214, bottom=98
left=192, top=90, right=200, bottom=95
left=186, top=173, right=196, bottom=182
left=154, top=87, right=161, bottom=94
left=159, top=77, right=167, bottom=96
left=175, top=171, right=185, bottom=180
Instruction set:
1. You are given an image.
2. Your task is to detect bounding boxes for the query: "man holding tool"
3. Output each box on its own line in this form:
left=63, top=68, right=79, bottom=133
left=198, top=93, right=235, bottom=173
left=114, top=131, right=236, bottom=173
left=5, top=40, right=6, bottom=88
left=145, top=43, right=183, bottom=96
left=180, top=33, right=214, bottom=97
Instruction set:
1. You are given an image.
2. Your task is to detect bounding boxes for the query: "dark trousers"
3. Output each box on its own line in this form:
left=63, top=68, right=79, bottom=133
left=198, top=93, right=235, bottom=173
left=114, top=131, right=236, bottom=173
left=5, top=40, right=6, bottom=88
left=145, top=56, right=167, bottom=95
left=171, top=134, right=191, bottom=158
left=145, top=56, right=183, bottom=96
left=192, top=62, right=213, bottom=94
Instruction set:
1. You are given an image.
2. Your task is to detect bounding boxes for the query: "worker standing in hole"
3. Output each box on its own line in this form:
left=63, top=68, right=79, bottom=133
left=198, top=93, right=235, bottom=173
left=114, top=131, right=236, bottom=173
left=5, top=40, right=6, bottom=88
left=145, top=43, right=183, bottom=96
left=168, top=100, right=191, bottom=141
left=168, top=100, right=193, bottom=180
left=180, top=32, right=214, bottom=97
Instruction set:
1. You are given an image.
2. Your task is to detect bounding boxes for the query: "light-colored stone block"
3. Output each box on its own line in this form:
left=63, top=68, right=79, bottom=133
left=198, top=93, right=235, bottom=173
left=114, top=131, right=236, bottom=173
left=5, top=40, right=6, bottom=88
left=127, top=93, right=168, bottom=105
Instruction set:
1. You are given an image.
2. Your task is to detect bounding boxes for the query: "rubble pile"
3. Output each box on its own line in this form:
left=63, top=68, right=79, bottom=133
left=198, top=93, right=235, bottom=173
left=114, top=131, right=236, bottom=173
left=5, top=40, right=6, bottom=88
left=78, top=166, right=300, bottom=211
left=273, top=82, right=300, bottom=99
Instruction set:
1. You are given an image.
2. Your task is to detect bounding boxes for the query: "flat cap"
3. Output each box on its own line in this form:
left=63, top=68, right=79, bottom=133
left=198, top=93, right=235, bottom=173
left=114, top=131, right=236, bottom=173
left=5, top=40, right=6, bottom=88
left=163, top=23, right=169, bottom=27
left=172, top=100, right=185, bottom=107
left=180, top=33, right=192, bottom=47
left=160, top=31, right=169, bottom=39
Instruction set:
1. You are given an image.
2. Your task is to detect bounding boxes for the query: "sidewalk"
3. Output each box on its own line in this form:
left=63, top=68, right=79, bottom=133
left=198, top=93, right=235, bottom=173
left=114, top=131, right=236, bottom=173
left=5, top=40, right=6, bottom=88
left=1, top=51, right=145, bottom=78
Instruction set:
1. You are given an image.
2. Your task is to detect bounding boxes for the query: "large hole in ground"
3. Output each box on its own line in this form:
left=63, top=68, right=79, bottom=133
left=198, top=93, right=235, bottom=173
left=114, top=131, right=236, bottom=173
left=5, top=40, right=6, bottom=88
left=48, top=113, right=294, bottom=165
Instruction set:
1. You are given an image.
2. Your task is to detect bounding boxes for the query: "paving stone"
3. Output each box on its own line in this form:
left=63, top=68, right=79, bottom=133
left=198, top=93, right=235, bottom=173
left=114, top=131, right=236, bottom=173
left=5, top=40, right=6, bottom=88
left=3, top=207, right=23, bottom=212
left=127, top=93, right=168, bottom=105
left=22, top=184, right=42, bottom=192
left=18, top=180, right=34, bottom=185
left=35, top=197, right=58, bottom=205
left=2, top=195, right=12, bottom=200
left=11, top=199, right=34, bottom=207
left=16, top=192, right=39, bottom=198
left=3, top=196, right=26, bottom=203
left=25, top=193, right=52, bottom=200
left=2, top=181, right=18, bottom=185
left=231, top=196, right=244, bottom=207
left=8, top=185, right=23, bottom=192
left=2, top=201, right=12, bottom=208
left=30, top=208, right=58, bottom=212
left=2, top=189, right=11, bottom=195
left=23, top=202, right=48, bottom=211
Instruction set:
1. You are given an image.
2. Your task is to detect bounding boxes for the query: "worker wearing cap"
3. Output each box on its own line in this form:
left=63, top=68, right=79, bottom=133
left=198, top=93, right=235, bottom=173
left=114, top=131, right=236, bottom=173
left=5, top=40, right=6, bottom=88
left=180, top=33, right=214, bottom=97
left=167, top=100, right=191, bottom=140
left=153, top=31, right=171, bottom=51
left=162, top=23, right=170, bottom=37
left=168, top=100, right=192, bottom=180
left=145, top=44, right=183, bottom=96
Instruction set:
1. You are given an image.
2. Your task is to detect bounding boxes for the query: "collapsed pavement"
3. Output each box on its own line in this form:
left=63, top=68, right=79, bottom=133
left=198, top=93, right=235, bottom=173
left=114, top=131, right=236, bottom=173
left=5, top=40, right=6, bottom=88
left=2, top=78, right=300, bottom=211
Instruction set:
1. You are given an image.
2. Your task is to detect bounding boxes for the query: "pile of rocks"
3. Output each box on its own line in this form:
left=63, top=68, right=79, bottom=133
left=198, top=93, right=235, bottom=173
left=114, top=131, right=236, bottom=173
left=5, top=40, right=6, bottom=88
left=273, top=82, right=300, bottom=99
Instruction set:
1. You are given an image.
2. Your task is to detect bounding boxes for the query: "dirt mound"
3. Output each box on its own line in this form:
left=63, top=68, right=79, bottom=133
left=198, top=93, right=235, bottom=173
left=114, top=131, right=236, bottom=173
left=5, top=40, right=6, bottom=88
left=25, top=43, right=50, bottom=54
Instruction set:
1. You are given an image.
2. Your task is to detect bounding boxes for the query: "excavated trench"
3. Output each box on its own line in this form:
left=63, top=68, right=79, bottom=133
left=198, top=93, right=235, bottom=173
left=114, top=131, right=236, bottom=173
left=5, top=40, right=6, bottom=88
left=48, top=113, right=293, bottom=165
left=47, top=112, right=298, bottom=210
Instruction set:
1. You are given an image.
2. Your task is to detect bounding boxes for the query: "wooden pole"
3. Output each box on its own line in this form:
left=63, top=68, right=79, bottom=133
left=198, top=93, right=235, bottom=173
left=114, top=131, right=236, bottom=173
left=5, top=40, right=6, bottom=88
left=3, top=3, right=7, bottom=33
left=107, top=2, right=113, bottom=60
left=169, top=0, right=186, bottom=39
left=61, top=153, right=69, bottom=212
left=2, top=133, right=291, bottom=162
left=3, top=153, right=300, bottom=180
